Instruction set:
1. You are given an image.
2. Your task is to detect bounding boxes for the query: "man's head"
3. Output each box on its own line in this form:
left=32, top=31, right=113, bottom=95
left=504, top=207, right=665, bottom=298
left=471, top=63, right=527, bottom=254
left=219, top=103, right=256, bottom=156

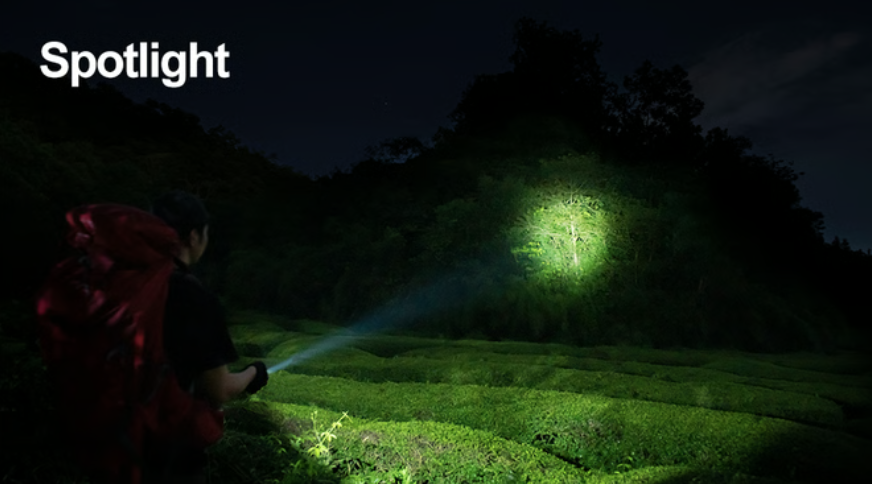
left=151, top=190, right=210, bottom=264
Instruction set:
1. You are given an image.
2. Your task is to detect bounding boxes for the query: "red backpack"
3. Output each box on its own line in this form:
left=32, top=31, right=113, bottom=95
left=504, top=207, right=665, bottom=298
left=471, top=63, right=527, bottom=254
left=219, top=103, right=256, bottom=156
left=35, top=204, right=223, bottom=484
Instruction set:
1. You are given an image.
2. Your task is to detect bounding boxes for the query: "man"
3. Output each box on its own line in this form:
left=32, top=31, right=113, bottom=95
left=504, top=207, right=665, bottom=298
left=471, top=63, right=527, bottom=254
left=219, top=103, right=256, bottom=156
left=148, top=190, right=269, bottom=483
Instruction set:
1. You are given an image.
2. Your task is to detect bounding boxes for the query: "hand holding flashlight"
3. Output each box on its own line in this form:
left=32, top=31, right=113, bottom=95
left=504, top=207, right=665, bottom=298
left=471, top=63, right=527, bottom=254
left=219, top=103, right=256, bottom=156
left=244, top=361, right=269, bottom=394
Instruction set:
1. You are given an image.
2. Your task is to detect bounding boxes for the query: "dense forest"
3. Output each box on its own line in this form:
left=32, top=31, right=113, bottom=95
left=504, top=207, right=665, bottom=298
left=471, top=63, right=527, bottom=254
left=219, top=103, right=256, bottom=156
left=1, top=18, right=870, bottom=355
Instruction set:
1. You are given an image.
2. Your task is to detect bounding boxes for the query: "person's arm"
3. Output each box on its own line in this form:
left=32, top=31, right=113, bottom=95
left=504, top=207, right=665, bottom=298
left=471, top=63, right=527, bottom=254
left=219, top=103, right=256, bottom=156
left=197, top=364, right=257, bottom=406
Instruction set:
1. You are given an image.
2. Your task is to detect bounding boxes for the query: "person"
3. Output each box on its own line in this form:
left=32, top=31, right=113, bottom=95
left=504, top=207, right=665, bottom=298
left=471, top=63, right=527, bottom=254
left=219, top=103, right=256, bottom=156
left=147, top=190, right=269, bottom=483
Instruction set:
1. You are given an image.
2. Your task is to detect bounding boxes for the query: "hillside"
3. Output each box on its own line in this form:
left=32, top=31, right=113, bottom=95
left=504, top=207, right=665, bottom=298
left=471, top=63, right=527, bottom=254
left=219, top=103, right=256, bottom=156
left=2, top=50, right=869, bottom=353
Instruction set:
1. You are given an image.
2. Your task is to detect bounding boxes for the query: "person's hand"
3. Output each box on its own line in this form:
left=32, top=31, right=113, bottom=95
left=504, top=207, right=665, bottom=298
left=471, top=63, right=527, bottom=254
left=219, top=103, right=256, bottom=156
left=244, top=361, right=269, bottom=394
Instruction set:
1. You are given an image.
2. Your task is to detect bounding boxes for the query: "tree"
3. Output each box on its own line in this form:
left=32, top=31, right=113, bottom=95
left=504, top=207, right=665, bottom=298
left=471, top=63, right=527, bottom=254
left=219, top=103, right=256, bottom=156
left=840, top=237, right=852, bottom=252
left=363, top=136, right=427, bottom=163
left=702, top=142, right=824, bottom=272
left=697, top=127, right=754, bottom=169
left=447, top=17, right=614, bottom=142
left=604, top=60, right=705, bottom=165
left=509, top=17, right=614, bottom=134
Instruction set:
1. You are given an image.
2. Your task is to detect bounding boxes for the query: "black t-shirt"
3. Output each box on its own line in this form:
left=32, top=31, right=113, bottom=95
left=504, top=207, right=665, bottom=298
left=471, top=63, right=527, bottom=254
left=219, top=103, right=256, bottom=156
left=163, top=259, right=238, bottom=393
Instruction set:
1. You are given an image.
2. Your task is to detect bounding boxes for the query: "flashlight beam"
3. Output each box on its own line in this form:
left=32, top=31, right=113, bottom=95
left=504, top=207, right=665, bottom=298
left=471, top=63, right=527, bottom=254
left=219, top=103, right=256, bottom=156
left=264, top=271, right=474, bottom=374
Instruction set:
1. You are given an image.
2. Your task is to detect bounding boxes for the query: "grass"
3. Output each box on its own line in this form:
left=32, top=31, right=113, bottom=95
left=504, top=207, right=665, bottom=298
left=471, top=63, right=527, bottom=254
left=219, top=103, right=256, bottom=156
left=252, top=350, right=849, bottom=430
left=3, top=309, right=870, bottom=483
left=250, top=373, right=865, bottom=480
left=219, top=312, right=871, bottom=483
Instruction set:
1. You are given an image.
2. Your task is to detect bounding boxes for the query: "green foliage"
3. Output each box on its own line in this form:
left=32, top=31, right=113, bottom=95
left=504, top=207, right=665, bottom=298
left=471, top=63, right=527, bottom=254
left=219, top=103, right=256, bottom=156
left=259, top=400, right=592, bottom=483
left=259, top=371, right=870, bottom=481
left=303, top=410, right=351, bottom=465
left=509, top=181, right=610, bottom=285
left=208, top=402, right=340, bottom=484
left=304, top=355, right=847, bottom=428
left=5, top=299, right=868, bottom=483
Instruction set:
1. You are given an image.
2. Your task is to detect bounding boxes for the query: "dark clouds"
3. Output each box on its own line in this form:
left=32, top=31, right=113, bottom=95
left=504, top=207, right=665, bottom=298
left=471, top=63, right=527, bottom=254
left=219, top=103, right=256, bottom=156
left=686, top=16, right=871, bottom=251
left=689, top=25, right=865, bottom=133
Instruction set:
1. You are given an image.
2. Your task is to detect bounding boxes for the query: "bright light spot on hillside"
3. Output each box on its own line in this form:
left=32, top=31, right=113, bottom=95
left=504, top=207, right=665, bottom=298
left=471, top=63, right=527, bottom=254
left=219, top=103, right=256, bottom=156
left=511, top=188, right=611, bottom=285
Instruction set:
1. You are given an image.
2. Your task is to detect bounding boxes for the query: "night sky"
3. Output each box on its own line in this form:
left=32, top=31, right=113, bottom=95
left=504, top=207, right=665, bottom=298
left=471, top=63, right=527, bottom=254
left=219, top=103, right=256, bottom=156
left=3, top=1, right=870, bottom=252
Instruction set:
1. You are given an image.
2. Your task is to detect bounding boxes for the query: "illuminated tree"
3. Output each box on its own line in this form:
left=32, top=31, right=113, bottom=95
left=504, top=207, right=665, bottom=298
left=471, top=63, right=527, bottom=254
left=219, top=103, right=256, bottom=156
left=512, top=189, right=607, bottom=285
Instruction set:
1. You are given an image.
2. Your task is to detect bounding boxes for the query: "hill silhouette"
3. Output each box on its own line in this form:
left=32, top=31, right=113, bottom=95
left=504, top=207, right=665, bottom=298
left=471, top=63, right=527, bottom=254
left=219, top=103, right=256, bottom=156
left=0, top=18, right=870, bottom=356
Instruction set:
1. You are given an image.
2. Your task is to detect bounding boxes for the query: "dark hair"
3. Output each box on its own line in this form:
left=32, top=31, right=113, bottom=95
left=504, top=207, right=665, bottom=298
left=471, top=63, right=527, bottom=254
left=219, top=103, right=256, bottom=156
left=150, top=190, right=209, bottom=242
